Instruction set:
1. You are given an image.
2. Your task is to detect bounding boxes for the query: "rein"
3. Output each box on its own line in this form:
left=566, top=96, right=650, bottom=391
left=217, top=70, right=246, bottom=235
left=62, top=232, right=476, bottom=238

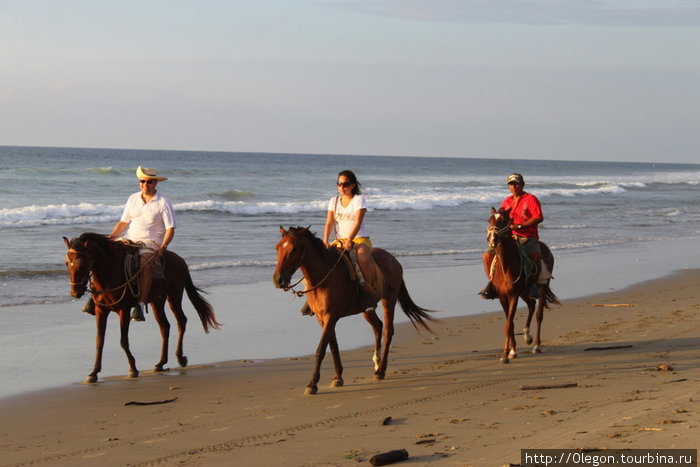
left=488, top=221, right=524, bottom=285
left=67, top=246, right=157, bottom=308
left=488, top=223, right=511, bottom=239
left=283, top=236, right=346, bottom=297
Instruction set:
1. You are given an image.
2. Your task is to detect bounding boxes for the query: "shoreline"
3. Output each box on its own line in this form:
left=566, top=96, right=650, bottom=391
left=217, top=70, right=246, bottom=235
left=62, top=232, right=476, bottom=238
left=2, top=235, right=699, bottom=400
left=4, top=235, right=699, bottom=401
left=1, top=268, right=698, bottom=466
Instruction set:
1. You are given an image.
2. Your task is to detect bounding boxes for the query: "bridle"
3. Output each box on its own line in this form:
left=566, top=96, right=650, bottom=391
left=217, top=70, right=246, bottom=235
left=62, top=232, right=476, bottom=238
left=487, top=220, right=512, bottom=248
left=65, top=242, right=150, bottom=308
left=281, top=233, right=346, bottom=297
left=66, top=247, right=93, bottom=292
left=487, top=216, right=525, bottom=285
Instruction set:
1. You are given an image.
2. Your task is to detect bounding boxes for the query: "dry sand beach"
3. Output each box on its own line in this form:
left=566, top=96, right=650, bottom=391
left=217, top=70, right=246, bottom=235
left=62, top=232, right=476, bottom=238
left=1, top=269, right=699, bottom=467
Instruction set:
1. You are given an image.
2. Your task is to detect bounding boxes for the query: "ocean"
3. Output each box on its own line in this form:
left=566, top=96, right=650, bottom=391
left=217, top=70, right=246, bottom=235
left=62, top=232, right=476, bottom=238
left=3, top=145, right=699, bottom=308
left=1, top=146, right=699, bottom=398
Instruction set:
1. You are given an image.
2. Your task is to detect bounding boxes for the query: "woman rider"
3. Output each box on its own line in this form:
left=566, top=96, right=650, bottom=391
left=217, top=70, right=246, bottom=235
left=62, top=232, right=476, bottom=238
left=301, top=170, right=377, bottom=315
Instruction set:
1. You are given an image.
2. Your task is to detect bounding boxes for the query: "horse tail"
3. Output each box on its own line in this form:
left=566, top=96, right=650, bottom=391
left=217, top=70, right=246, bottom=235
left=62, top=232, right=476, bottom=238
left=542, top=284, right=561, bottom=308
left=184, top=273, right=221, bottom=333
left=397, top=280, right=438, bottom=333
left=537, top=242, right=561, bottom=308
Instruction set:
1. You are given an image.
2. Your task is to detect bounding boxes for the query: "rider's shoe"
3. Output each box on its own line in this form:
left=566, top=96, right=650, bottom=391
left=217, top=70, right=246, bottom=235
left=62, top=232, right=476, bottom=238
left=478, top=282, right=497, bottom=300
left=82, top=298, right=95, bottom=316
left=131, top=303, right=146, bottom=322
left=300, top=301, right=313, bottom=316
left=359, top=291, right=377, bottom=313
left=528, top=284, right=540, bottom=300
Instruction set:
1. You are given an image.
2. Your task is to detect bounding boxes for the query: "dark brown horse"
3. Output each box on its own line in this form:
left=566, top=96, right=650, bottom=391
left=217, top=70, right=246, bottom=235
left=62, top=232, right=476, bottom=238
left=273, top=226, right=437, bottom=395
left=63, top=233, right=220, bottom=383
left=484, top=208, right=560, bottom=363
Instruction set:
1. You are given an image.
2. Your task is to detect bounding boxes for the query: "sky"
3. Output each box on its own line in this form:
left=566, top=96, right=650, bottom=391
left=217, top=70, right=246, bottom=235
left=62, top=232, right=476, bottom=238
left=1, top=0, right=699, bottom=163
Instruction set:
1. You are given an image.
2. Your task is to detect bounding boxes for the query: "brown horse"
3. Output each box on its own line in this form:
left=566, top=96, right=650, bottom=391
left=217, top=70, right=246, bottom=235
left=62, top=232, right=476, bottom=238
left=63, top=232, right=220, bottom=383
left=273, top=226, right=437, bottom=395
left=484, top=207, right=560, bottom=363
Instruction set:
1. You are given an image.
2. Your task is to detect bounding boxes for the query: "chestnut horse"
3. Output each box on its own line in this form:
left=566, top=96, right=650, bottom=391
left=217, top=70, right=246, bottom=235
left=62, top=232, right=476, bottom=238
left=273, top=226, right=437, bottom=395
left=63, top=233, right=220, bottom=383
left=484, top=208, right=560, bottom=363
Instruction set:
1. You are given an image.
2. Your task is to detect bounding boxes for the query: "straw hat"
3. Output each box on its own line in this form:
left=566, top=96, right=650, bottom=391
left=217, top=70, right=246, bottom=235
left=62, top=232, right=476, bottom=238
left=136, top=166, right=168, bottom=181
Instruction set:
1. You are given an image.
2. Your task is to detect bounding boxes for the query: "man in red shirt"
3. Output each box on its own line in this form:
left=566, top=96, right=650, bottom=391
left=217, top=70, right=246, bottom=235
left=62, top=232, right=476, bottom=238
left=479, top=173, right=544, bottom=300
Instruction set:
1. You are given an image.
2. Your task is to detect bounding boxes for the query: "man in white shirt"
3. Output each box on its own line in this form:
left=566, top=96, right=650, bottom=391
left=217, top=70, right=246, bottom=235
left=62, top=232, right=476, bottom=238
left=83, top=166, right=176, bottom=321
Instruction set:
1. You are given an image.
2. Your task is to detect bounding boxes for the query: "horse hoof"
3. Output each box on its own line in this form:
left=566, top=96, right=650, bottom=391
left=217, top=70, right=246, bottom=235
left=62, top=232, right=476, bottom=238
left=525, top=337, right=533, bottom=345
left=128, top=370, right=139, bottom=379
left=330, top=379, right=344, bottom=388
left=153, top=365, right=168, bottom=373
left=500, top=357, right=510, bottom=364
left=508, top=349, right=517, bottom=359
left=304, top=386, right=318, bottom=395
left=178, top=356, right=188, bottom=367
left=374, top=374, right=385, bottom=382
left=85, top=375, right=98, bottom=384
left=532, top=347, right=541, bottom=354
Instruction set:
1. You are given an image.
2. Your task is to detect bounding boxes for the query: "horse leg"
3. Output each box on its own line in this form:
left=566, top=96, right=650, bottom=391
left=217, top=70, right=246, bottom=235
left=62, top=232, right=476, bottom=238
left=328, top=329, right=344, bottom=388
left=376, top=299, right=396, bottom=380
left=501, top=297, right=518, bottom=363
left=532, top=286, right=547, bottom=354
left=168, top=295, right=188, bottom=368
left=362, top=309, right=383, bottom=373
left=87, top=308, right=109, bottom=383
left=118, top=309, right=138, bottom=378
left=306, top=317, right=336, bottom=395
left=150, top=300, right=170, bottom=372
left=522, top=297, right=536, bottom=346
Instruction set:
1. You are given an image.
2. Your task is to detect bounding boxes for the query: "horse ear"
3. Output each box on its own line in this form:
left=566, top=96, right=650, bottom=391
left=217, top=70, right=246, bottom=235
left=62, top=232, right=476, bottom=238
left=279, top=226, right=286, bottom=236
left=490, top=206, right=496, bottom=214
left=63, top=236, right=71, bottom=249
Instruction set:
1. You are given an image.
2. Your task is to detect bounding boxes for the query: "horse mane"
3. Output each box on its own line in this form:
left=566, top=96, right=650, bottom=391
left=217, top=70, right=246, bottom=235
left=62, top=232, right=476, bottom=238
left=287, top=226, right=338, bottom=260
left=74, top=232, right=131, bottom=260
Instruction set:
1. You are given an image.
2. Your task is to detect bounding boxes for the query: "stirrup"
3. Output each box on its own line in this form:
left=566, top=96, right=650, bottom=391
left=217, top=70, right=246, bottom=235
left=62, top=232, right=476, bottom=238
left=528, top=284, right=540, bottom=300
left=82, top=298, right=95, bottom=316
left=479, top=282, right=497, bottom=300
left=359, top=291, right=377, bottom=313
left=131, top=304, right=146, bottom=322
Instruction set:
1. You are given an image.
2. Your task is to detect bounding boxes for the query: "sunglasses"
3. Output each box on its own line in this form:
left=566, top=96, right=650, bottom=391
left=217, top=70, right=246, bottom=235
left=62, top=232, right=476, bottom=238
left=139, top=179, right=156, bottom=184
left=337, top=182, right=352, bottom=187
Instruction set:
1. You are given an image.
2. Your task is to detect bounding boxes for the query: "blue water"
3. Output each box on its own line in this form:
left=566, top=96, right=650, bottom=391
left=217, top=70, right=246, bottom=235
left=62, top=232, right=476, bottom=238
left=1, top=145, right=700, bottom=307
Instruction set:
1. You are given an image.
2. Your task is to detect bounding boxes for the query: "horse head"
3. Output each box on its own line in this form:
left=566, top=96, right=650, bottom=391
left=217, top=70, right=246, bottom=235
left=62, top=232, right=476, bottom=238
left=272, top=226, right=311, bottom=289
left=63, top=235, right=93, bottom=298
left=487, top=207, right=513, bottom=249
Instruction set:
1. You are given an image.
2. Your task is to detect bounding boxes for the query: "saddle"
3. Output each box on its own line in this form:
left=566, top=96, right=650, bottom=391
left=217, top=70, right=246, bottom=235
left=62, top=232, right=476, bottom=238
left=123, top=246, right=166, bottom=301
left=490, top=239, right=551, bottom=286
left=488, top=241, right=538, bottom=285
left=342, top=249, right=384, bottom=302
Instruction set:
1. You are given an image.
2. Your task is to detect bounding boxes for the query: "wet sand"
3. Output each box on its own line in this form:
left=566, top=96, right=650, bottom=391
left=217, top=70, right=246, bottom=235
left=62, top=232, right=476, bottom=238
left=1, top=269, right=698, bottom=466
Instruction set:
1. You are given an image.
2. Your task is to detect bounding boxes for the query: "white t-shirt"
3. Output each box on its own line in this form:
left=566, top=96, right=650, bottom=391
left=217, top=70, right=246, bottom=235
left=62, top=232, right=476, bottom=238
left=120, top=191, right=176, bottom=249
left=328, top=195, right=369, bottom=239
